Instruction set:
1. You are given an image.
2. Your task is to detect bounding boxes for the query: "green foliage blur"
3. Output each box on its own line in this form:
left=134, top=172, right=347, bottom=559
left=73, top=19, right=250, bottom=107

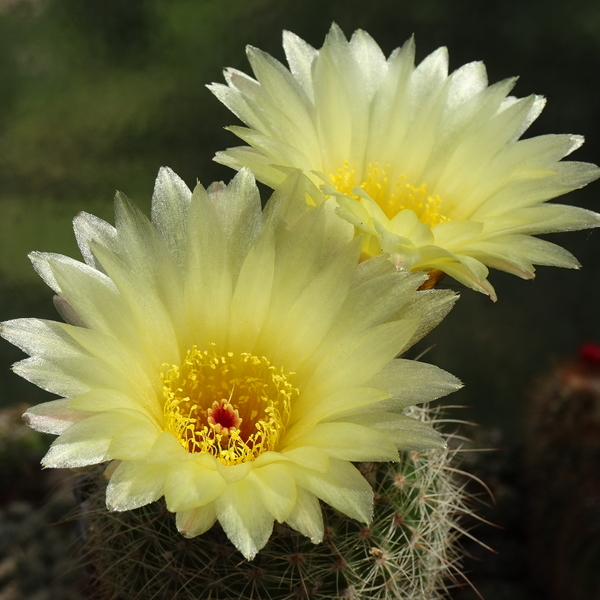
left=1, top=0, right=600, bottom=431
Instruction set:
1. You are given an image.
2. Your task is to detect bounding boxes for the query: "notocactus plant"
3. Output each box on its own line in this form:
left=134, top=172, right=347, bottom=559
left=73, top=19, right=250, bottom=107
left=75, top=405, right=472, bottom=600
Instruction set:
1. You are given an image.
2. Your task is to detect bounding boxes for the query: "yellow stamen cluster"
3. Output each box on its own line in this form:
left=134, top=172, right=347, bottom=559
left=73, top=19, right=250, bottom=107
left=162, top=345, right=297, bottom=465
left=330, top=161, right=450, bottom=227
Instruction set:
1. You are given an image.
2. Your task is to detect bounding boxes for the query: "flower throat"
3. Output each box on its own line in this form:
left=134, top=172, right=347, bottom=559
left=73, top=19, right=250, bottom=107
left=162, top=345, right=297, bottom=465
left=330, top=161, right=449, bottom=227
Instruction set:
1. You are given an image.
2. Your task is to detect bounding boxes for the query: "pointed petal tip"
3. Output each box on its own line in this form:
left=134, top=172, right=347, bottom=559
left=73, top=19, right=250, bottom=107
left=155, top=166, right=178, bottom=185
left=325, top=22, right=347, bottom=44
left=282, top=29, right=299, bottom=43
left=243, top=548, right=259, bottom=561
left=474, top=278, right=498, bottom=302
left=179, top=527, right=195, bottom=540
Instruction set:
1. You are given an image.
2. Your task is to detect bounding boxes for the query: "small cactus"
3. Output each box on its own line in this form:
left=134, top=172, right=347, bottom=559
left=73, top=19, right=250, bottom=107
left=526, top=344, right=600, bottom=600
left=71, top=404, right=475, bottom=600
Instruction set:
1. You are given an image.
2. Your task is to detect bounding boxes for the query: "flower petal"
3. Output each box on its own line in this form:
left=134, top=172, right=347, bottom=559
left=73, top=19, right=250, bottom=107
left=23, top=399, right=89, bottom=435
left=73, top=211, right=118, bottom=272
left=151, top=166, right=192, bottom=269
left=214, top=477, right=274, bottom=560
left=285, top=487, right=323, bottom=544
left=367, top=359, right=462, bottom=409
left=286, top=422, right=399, bottom=462
left=43, top=411, right=151, bottom=468
left=250, top=462, right=297, bottom=522
left=106, top=459, right=168, bottom=511
left=288, top=458, right=373, bottom=524
left=176, top=503, right=217, bottom=538
left=343, top=412, right=445, bottom=450
left=164, top=462, right=226, bottom=512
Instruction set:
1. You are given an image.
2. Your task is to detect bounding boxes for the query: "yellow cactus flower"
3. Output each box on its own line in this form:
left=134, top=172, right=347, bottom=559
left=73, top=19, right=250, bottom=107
left=2, top=169, right=460, bottom=560
left=210, top=24, right=600, bottom=300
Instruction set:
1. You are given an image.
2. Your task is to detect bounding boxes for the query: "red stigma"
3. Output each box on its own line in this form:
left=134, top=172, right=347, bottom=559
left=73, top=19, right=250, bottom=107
left=207, top=400, right=242, bottom=435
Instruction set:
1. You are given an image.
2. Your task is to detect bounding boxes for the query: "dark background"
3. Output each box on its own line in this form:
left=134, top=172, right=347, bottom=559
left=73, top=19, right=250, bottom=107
left=1, top=1, right=599, bottom=598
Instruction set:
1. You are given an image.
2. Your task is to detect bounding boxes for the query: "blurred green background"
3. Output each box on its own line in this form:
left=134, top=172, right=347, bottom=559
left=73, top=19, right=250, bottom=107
left=0, top=1, right=599, bottom=597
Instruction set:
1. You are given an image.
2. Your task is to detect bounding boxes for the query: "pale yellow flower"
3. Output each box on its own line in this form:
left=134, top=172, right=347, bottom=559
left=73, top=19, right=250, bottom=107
left=210, top=24, right=600, bottom=300
left=2, top=169, right=460, bottom=559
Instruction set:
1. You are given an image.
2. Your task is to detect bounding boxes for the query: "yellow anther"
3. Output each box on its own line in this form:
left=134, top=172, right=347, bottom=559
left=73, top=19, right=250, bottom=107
left=329, top=162, right=449, bottom=227
left=162, top=345, right=297, bottom=465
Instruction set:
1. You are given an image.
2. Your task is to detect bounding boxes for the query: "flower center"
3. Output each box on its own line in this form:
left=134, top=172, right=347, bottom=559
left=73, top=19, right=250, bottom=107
left=161, top=345, right=297, bottom=465
left=329, top=161, right=449, bottom=227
